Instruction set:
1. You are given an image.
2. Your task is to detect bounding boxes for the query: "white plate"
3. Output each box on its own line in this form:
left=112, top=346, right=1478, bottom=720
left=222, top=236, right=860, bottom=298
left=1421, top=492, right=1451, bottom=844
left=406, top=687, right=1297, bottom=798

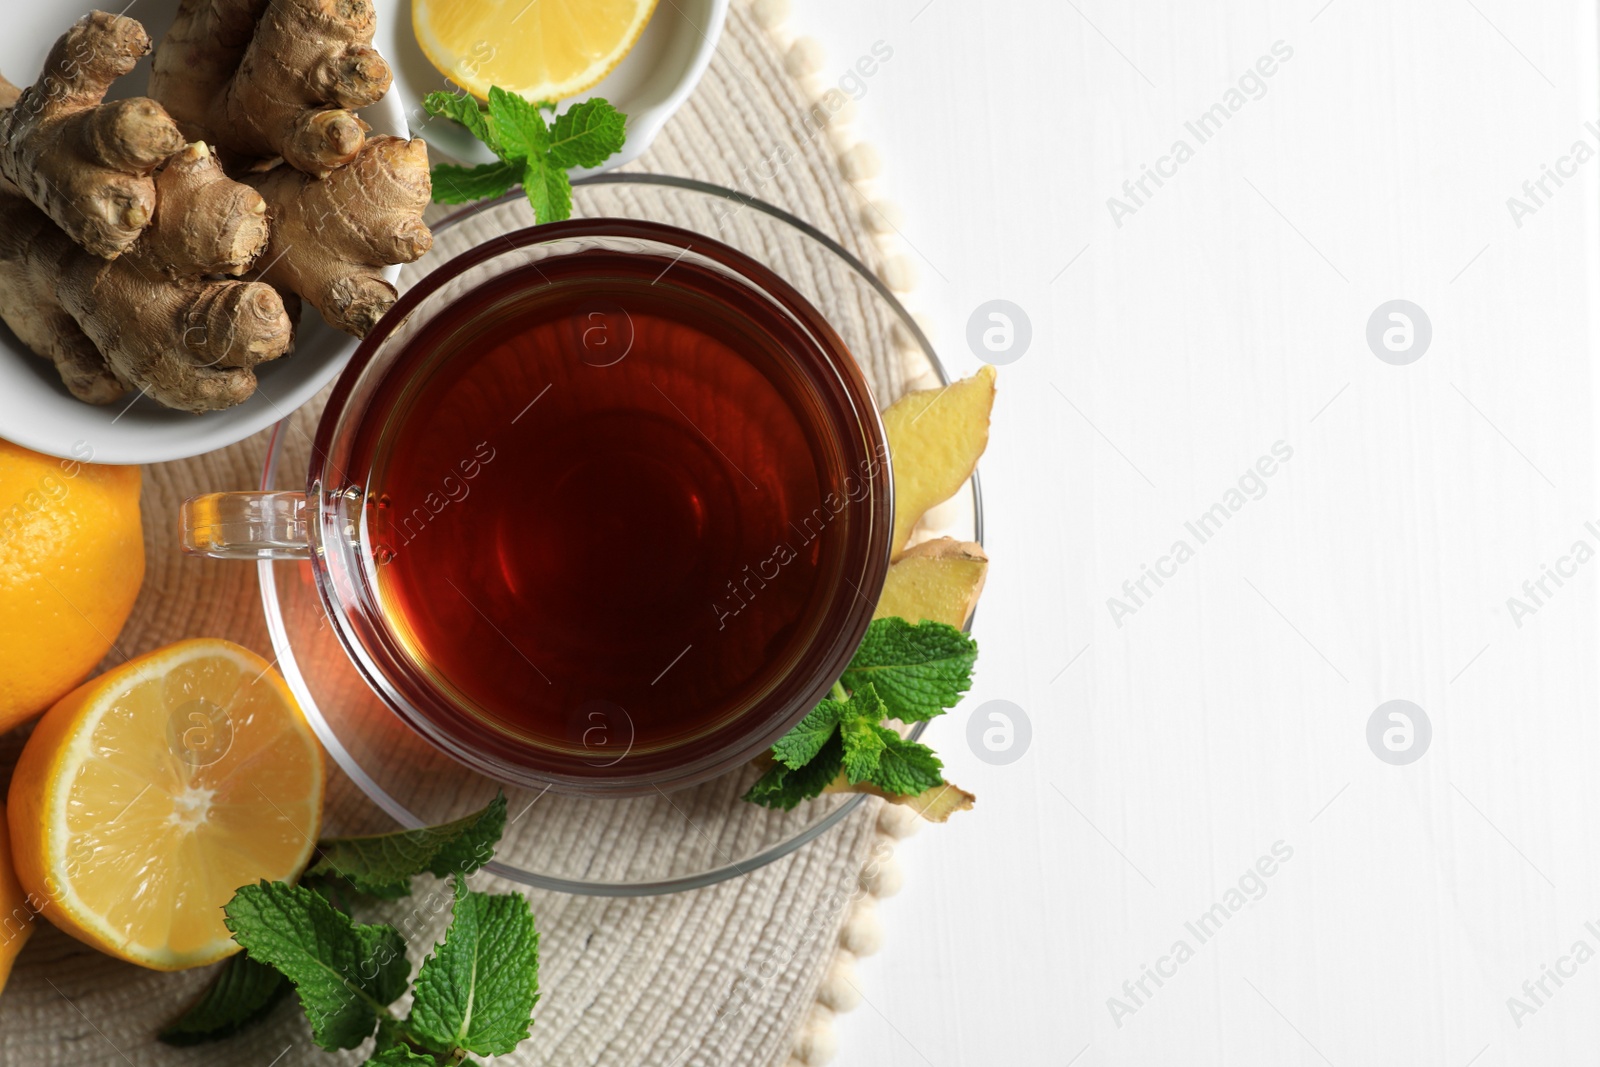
left=0, top=3, right=407, bottom=465
left=379, top=0, right=729, bottom=171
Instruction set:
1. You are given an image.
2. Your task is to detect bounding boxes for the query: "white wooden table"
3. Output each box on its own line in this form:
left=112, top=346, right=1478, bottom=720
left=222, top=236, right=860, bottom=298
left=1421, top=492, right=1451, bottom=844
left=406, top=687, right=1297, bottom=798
left=799, top=2, right=1600, bottom=1063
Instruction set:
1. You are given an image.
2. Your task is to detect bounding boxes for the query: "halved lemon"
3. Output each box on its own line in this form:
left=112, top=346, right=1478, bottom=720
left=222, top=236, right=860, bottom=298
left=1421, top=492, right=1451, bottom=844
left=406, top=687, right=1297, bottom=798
left=414, top=0, right=659, bottom=103
left=7, top=639, right=324, bottom=971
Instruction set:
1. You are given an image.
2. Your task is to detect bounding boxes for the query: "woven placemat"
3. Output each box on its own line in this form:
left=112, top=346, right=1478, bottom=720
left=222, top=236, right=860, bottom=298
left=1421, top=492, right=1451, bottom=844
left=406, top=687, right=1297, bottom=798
left=0, top=3, right=927, bottom=1065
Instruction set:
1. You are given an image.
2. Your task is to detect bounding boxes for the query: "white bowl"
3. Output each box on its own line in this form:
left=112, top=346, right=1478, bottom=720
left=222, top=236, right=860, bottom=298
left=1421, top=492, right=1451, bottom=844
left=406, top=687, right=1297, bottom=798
left=0, top=0, right=725, bottom=464
left=378, top=0, right=729, bottom=171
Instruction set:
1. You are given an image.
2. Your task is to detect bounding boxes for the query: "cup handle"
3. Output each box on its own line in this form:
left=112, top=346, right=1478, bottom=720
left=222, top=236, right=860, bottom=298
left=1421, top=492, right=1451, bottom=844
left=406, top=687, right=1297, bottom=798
left=181, top=491, right=312, bottom=560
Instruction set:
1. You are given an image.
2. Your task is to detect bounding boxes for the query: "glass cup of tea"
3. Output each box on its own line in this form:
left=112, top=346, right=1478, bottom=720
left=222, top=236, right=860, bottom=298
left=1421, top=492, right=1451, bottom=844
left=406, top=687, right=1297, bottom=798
left=181, top=220, right=892, bottom=796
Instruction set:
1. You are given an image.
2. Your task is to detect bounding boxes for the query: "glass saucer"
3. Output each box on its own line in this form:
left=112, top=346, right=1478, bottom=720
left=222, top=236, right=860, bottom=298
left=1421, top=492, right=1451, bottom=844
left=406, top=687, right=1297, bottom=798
left=258, top=174, right=982, bottom=895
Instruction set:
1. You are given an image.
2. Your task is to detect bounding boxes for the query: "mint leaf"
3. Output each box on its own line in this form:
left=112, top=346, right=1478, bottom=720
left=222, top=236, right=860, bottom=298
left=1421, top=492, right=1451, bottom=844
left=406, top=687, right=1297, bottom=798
left=786, top=731, right=848, bottom=797
left=364, top=1048, right=440, bottom=1066
left=158, top=953, right=289, bottom=1046
left=867, top=731, right=945, bottom=797
left=771, top=700, right=845, bottom=769
left=431, top=161, right=520, bottom=205
left=743, top=761, right=797, bottom=807
left=518, top=155, right=574, bottom=223
left=488, top=86, right=549, bottom=161
left=408, top=880, right=540, bottom=1057
left=305, top=794, right=506, bottom=899
left=367, top=1026, right=484, bottom=1067
left=840, top=619, right=976, bottom=722
left=548, top=100, right=627, bottom=169
left=372, top=1015, right=410, bottom=1056
left=840, top=712, right=888, bottom=784
left=544, top=166, right=574, bottom=221
left=422, top=91, right=498, bottom=154
left=224, top=881, right=410, bottom=1051
left=424, top=795, right=509, bottom=880
left=744, top=732, right=845, bottom=810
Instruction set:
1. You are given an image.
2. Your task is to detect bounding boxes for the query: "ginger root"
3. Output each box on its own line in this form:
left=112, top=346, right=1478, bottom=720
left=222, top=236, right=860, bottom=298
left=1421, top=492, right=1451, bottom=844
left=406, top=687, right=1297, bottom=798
left=0, top=143, right=292, bottom=411
left=0, top=193, right=126, bottom=403
left=0, top=13, right=290, bottom=410
left=247, top=135, right=433, bottom=336
left=151, top=0, right=392, bottom=177
left=0, top=12, right=184, bottom=258
left=0, top=8, right=425, bottom=412
left=152, top=2, right=430, bottom=340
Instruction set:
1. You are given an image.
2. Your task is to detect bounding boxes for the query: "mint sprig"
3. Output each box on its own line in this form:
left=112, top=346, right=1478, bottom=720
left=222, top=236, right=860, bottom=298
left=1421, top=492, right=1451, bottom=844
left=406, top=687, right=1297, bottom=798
left=745, top=619, right=977, bottom=810
left=423, top=89, right=626, bottom=222
left=159, top=794, right=539, bottom=1066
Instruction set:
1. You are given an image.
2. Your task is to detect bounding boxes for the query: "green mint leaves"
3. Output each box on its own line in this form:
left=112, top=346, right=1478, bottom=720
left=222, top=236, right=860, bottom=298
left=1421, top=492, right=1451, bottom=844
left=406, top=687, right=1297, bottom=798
left=160, top=794, right=539, bottom=1066
left=304, top=792, right=507, bottom=899
left=548, top=104, right=630, bottom=167
left=841, top=617, right=978, bottom=722
left=745, top=731, right=847, bottom=810
left=869, top=731, right=947, bottom=796
left=423, top=88, right=627, bottom=222
left=421, top=91, right=497, bottom=151
left=745, top=619, right=977, bottom=810
left=224, top=881, right=412, bottom=1051
left=408, top=880, right=540, bottom=1057
left=157, top=954, right=290, bottom=1046
left=365, top=1048, right=443, bottom=1066
left=770, top=691, right=854, bottom=768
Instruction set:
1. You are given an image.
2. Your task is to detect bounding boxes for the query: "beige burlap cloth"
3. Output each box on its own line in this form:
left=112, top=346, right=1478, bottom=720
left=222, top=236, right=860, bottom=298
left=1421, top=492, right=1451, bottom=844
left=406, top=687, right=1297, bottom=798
left=0, top=3, right=929, bottom=1064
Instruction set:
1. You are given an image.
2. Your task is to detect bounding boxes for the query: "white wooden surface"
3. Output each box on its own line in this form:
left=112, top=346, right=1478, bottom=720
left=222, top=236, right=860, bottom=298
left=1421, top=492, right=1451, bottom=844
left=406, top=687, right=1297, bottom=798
left=793, top=2, right=1600, bottom=1064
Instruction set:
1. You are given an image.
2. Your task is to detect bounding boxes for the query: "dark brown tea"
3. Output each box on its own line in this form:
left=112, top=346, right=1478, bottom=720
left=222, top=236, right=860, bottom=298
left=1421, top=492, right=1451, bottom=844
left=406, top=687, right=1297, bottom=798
left=356, top=249, right=866, bottom=765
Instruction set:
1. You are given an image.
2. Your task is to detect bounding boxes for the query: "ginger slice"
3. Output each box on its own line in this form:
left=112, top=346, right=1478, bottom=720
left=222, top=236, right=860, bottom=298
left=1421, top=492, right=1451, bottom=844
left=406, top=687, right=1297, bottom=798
left=0, top=13, right=184, bottom=258
left=874, top=537, right=989, bottom=629
left=822, top=776, right=976, bottom=823
left=247, top=135, right=433, bottom=337
left=152, top=0, right=393, bottom=177
left=882, top=366, right=996, bottom=560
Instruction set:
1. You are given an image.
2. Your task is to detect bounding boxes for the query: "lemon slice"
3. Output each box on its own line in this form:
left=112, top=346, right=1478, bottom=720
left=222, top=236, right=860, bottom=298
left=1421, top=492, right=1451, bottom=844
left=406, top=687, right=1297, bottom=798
left=414, top=0, right=659, bottom=103
left=7, top=639, right=324, bottom=971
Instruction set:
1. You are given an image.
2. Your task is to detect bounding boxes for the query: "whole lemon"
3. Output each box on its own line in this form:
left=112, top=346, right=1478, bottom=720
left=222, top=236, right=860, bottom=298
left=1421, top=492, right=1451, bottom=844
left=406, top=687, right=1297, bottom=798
left=0, top=441, right=143, bottom=731
left=0, top=802, right=33, bottom=994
